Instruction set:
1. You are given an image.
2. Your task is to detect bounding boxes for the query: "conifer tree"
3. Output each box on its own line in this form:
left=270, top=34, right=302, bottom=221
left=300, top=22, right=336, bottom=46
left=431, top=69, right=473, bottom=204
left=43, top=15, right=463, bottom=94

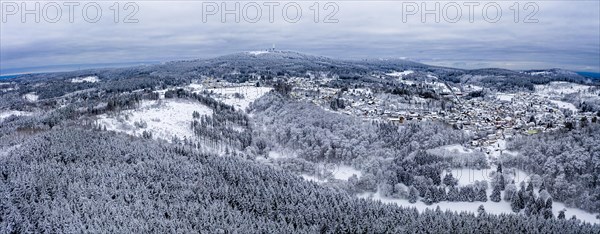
left=408, top=186, right=419, bottom=204
left=490, top=185, right=502, bottom=202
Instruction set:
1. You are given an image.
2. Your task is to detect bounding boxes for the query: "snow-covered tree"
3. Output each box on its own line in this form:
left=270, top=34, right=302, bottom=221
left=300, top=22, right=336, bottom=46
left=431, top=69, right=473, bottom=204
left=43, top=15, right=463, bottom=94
left=490, top=185, right=502, bottom=202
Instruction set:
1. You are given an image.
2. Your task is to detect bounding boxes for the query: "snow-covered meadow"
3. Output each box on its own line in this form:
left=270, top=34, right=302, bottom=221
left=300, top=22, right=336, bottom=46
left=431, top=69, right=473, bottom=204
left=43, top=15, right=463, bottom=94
left=96, top=99, right=212, bottom=142
left=299, top=164, right=362, bottom=183
left=535, top=82, right=596, bottom=97
left=358, top=188, right=599, bottom=224
left=534, top=81, right=599, bottom=112
left=247, top=51, right=270, bottom=56
left=94, top=83, right=272, bottom=143
left=205, top=86, right=272, bottom=111
left=71, top=76, right=100, bottom=83
left=187, top=84, right=272, bottom=111
left=23, top=93, right=38, bottom=102
left=0, top=110, right=32, bottom=122
left=386, top=70, right=414, bottom=78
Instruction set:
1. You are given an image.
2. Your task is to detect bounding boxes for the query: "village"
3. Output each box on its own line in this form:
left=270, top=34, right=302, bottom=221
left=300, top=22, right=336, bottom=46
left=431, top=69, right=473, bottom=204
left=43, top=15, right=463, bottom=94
left=282, top=74, right=599, bottom=150
left=183, top=73, right=599, bottom=151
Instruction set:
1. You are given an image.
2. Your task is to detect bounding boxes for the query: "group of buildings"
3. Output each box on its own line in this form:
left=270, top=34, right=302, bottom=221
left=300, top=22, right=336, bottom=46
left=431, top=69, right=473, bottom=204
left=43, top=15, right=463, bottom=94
left=283, top=75, right=598, bottom=149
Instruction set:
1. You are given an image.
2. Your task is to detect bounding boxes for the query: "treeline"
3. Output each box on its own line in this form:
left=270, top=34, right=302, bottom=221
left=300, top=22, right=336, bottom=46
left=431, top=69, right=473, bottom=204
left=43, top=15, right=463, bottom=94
left=1, top=128, right=597, bottom=233
left=164, top=88, right=239, bottom=112
left=380, top=164, right=558, bottom=220
left=506, top=123, right=600, bottom=213
left=191, top=114, right=252, bottom=149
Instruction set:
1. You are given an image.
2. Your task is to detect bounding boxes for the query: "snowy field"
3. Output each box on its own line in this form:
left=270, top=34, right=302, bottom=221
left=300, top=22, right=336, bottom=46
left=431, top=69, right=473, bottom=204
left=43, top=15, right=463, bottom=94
left=427, top=143, right=514, bottom=167
left=0, top=110, right=32, bottom=122
left=71, top=76, right=100, bottom=83
left=496, top=93, right=514, bottom=102
left=444, top=167, right=529, bottom=187
left=496, top=87, right=584, bottom=112
left=333, top=165, right=362, bottom=180
left=485, top=139, right=518, bottom=159
left=427, top=144, right=475, bottom=160
left=534, top=82, right=599, bottom=112
left=386, top=70, right=414, bottom=78
left=548, top=100, right=579, bottom=112
left=357, top=190, right=599, bottom=224
left=207, top=87, right=272, bottom=110
left=247, top=51, right=270, bottom=55
left=267, top=151, right=286, bottom=159
left=96, top=99, right=212, bottom=142
left=428, top=82, right=452, bottom=93
left=465, top=84, right=484, bottom=92
left=1, top=83, right=15, bottom=92
left=444, top=144, right=474, bottom=154
left=189, top=85, right=272, bottom=111
left=528, top=71, right=552, bottom=76
left=398, top=80, right=415, bottom=85
left=298, top=164, right=362, bottom=183
left=23, top=93, right=38, bottom=102
left=535, top=82, right=596, bottom=97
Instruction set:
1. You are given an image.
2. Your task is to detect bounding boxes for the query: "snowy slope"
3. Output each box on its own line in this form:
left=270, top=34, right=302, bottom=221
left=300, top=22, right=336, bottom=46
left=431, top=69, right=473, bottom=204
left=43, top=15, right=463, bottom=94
left=358, top=190, right=599, bottom=224
left=333, top=165, right=362, bottom=180
left=247, top=51, right=270, bottom=56
left=71, top=76, right=100, bottom=83
left=535, top=81, right=594, bottom=96
left=96, top=99, right=212, bottom=142
left=0, top=110, right=32, bottom=122
left=549, top=100, right=578, bottom=112
left=386, top=70, right=414, bottom=78
left=23, top=93, right=38, bottom=102
left=189, top=85, right=272, bottom=111
left=534, top=81, right=599, bottom=112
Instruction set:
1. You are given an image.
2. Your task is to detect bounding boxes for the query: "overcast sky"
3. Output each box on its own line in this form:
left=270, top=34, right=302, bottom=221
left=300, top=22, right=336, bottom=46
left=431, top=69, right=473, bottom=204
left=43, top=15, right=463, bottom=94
left=1, top=1, right=599, bottom=75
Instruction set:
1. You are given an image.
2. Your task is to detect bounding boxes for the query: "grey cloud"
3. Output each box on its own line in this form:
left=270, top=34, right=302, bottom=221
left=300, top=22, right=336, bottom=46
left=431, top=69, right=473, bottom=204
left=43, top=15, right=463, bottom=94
left=0, top=1, right=598, bottom=74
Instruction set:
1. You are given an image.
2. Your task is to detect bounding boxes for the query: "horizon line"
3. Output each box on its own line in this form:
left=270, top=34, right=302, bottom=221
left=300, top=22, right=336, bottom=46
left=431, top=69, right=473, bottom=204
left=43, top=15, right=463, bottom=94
left=1, top=51, right=599, bottom=77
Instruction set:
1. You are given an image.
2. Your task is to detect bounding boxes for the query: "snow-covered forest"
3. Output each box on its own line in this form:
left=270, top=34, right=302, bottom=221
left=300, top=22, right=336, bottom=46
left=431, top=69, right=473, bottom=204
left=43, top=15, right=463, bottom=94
left=506, top=124, right=600, bottom=212
left=1, top=128, right=598, bottom=233
left=1, top=51, right=599, bottom=232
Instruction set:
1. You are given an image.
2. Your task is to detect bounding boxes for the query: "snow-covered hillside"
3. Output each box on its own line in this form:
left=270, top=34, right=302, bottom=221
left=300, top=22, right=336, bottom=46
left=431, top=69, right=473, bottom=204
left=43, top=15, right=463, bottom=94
left=96, top=99, right=212, bottom=142
left=247, top=51, right=270, bottom=56
left=535, top=81, right=595, bottom=96
left=23, top=93, right=38, bottom=102
left=0, top=110, right=32, bottom=122
left=386, top=70, right=414, bottom=78
left=187, top=84, right=272, bottom=111
left=549, top=100, right=578, bottom=112
left=71, top=76, right=100, bottom=83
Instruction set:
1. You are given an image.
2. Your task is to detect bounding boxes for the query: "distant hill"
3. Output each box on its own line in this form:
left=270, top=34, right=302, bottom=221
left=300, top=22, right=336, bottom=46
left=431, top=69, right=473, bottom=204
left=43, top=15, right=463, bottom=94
left=2, top=51, right=595, bottom=93
left=577, top=71, right=600, bottom=79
